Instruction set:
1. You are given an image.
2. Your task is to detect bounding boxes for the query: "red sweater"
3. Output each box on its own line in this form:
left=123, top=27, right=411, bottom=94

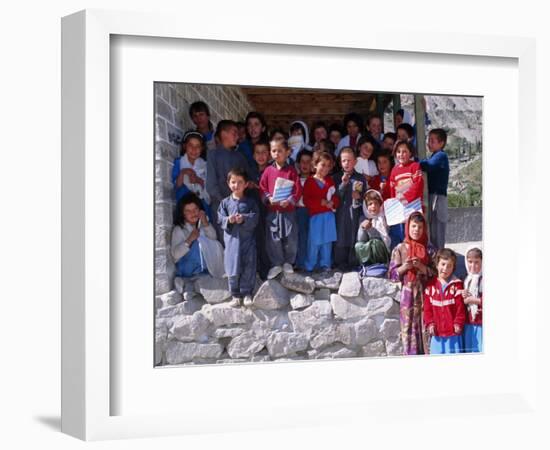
left=423, top=277, right=466, bottom=337
left=389, top=161, right=424, bottom=203
left=303, top=176, right=341, bottom=217
left=369, top=174, right=391, bottom=200
left=259, top=162, right=302, bottom=213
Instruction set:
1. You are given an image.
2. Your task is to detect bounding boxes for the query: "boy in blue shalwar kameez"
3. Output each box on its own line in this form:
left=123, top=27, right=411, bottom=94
left=218, top=168, right=259, bottom=307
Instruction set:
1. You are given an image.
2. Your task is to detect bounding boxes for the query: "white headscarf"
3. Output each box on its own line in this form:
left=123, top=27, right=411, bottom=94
left=464, top=245, right=483, bottom=320
left=362, top=189, right=390, bottom=249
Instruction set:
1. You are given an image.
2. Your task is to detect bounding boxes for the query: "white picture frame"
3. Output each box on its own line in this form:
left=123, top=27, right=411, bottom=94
left=62, top=9, right=541, bottom=442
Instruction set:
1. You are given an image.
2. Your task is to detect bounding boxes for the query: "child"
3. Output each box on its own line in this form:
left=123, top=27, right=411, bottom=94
left=295, top=149, right=313, bottom=271
left=389, top=212, right=435, bottom=355
left=336, top=112, right=363, bottom=157
left=206, top=120, right=251, bottom=242
left=462, top=246, right=483, bottom=352
left=389, top=141, right=424, bottom=248
left=419, top=128, right=450, bottom=250
left=355, top=135, right=379, bottom=186
left=382, top=132, right=396, bottom=152
left=366, top=113, right=384, bottom=145
left=188, top=101, right=216, bottom=154
left=248, top=140, right=272, bottom=280
left=369, top=149, right=393, bottom=201
left=396, top=123, right=416, bottom=159
left=310, top=121, right=329, bottom=149
left=171, top=194, right=223, bottom=279
left=303, top=152, right=340, bottom=272
left=328, top=123, right=343, bottom=150
left=172, top=131, right=210, bottom=204
left=259, top=137, right=302, bottom=279
left=218, top=168, right=259, bottom=307
left=355, top=190, right=391, bottom=278
left=288, top=120, right=312, bottom=161
left=333, top=147, right=367, bottom=271
left=423, top=248, right=466, bottom=354
left=238, top=111, right=269, bottom=170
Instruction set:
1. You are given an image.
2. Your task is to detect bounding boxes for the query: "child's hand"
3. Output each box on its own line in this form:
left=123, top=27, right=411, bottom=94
left=402, top=259, right=414, bottom=271
left=427, top=324, right=435, bottom=336
left=461, top=289, right=471, bottom=298
left=380, top=182, right=386, bottom=191
left=228, top=214, right=237, bottom=224
left=320, top=199, right=328, bottom=207
left=454, top=324, right=462, bottom=335
left=187, top=228, right=200, bottom=243
left=269, top=197, right=279, bottom=205
left=326, top=201, right=334, bottom=210
left=235, top=213, right=244, bottom=224
left=361, top=219, right=372, bottom=229
left=352, top=191, right=361, bottom=201
left=342, top=172, right=351, bottom=185
left=280, top=200, right=289, bottom=208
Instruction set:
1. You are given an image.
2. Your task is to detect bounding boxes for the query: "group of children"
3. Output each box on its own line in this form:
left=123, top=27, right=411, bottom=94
left=168, top=100, right=483, bottom=355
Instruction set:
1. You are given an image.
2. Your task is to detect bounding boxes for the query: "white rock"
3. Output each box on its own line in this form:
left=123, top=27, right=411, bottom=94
left=308, top=344, right=357, bottom=359
left=266, top=332, right=309, bottom=358
left=338, top=272, right=362, bottom=297
left=330, top=293, right=368, bottom=320
left=204, top=303, right=249, bottom=327
left=365, top=296, right=396, bottom=318
left=181, top=297, right=206, bottom=315
left=353, top=317, right=379, bottom=346
left=281, top=272, right=316, bottom=294
left=170, top=312, right=210, bottom=342
left=252, top=280, right=290, bottom=310
left=160, top=290, right=183, bottom=306
left=312, top=271, right=343, bottom=290
left=165, top=341, right=224, bottom=364
left=363, top=278, right=393, bottom=299
left=194, top=275, right=231, bottom=304
left=214, top=327, right=248, bottom=339
left=156, top=303, right=186, bottom=319
left=290, top=293, right=314, bottom=310
left=252, top=309, right=291, bottom=331
left=314, top=288, right=331, bottom=301
left=385, top=337, right=404, bottom=356
left=310, top=322, right=353, bottom=349
left=380, top=318, right=401, bottom=341
left=288, top=300, right=333, bottom=333
left=362, top=340, right=387, bottom=357
left=227, top=331, right=266, bottom=358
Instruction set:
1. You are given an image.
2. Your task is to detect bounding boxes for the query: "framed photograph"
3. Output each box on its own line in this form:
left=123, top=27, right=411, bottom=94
left=62, top=9, right=538, bottom=442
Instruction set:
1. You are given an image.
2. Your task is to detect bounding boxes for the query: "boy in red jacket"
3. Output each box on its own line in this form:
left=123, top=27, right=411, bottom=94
left=423, top=248, right=466, bottom=354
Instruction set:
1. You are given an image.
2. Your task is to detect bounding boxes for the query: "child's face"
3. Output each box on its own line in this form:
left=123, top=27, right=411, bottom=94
left=298, top=155, right=312, bottom=176
left=315, top=158, right=332, bottom=178
left=185, top=138, right=202, bottom=162
left=313, top=127, right=327, bottom=143
left=228, top=174, right=247, bottom=197
left=247, top=118, right=265, bottom=141
left=191, top=110, right=209, bottom=129
left=408, top=219, right=424, bottom=241
left=183, top=202, right=201, bottom=225
left=221, top=126, right=239, bottom=148
left=377, top=156, right=391, bottom=176
left=270, top=141, right=291, bottom=165
left=428, top=134, right=444, bottom=152
left=359, top=142, right=374, bottom=159
left=329, top=130, right=342, bottom=146
left=395, top=144, right=412, bottom=165
left=382, top=137, right=395, bottom=151
left=253, top=145, right=270, bottom=167
left=290, top=128, right=304, bottom=138
left=237, top=125, right=247, bottom=143
left=366, top=199, right=381, bottom=215
left=394, top=114, right=403, bottom=128
left=368, top=118, right=382, bottom=136
left=346, top=120, right=359, bottom=138
left=397, top=128, right=410, bottom=142
left=340, top=152, right=356, bottom=173
left=437, top=257, right=455, bottom=281
left=466, top=255, right=482, bottom=274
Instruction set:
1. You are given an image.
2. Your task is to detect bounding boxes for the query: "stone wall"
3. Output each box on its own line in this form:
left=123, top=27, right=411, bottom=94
left=155, top=271, right=403, bottom=366
left=446, top=207, right=482, bottom=244
left=155, top=83, right=253, bottom=295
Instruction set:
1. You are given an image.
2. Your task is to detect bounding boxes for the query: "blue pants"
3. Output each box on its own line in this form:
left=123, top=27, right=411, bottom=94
left=175, top=241, right=207, bottom=278
left=295, top=207, right=310, bottom=269
left=430, top=335, right=462, bottom=354
left=305, top=242, right=332, bottom=271
left=228, top=273, right=255, bottom=297
left=463, top=324, right=483, bottom=352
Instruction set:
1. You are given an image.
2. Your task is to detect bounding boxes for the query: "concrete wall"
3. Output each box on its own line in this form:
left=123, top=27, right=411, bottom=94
left=446, top=207, right=483, bottom=244
left=155, top=83, right=252, bottom=295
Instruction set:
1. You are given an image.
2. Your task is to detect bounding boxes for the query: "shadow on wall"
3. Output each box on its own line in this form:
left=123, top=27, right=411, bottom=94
left=446, top=207, right=482, bottom=244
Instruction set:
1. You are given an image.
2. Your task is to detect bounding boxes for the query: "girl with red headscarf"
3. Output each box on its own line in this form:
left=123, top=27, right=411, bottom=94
left=388, top=212, right=436, bottom=355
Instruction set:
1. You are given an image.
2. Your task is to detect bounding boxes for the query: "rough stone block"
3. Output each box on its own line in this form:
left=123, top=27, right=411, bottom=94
left=204, top=303, right=249, bottom=327
left=156, top=117, right=167, bottom=141
left=330, top=293, right=368, bottom=320
left=312, top=271, right=343, bottom=290
left=362, top=340, right=387, bottom=357
left=252, top=309, right=291, bottom=331
left=155, top=273, right=173, bottom=295
left=385, top=337, right=404, bottom=356
left=380, top=318, right=401, bottom=341
left=165, top=341, right=223, bottom=364
left=181, top=296, right=205, bottom=315
left=338, top=272, right=362, bottom=297
left=288, top=300, right=333, bottom=333
left=308, top=344, right=357, bottom=359
left=363, top=278, right=393, bottom=300
left=281, top=272, right=316, bottom=294
left=365, top=296, right=396, bottom=318
left=194, top=275, right=232, bottom=304
left=155, top=141, right=179, bottom=162
left=156, top=302, right=186, bottom=319
left=314, top=288, right=331, bottom=301
left=214, top=327, right=247, bottom=339
left=227, top=331, right=266, bottom=359
left=266, top=332, right=309, bottom=358
left=290, top=293, right=314, bottom=310
left=310, top=322, right=354, bottom=349
left=252, top=280, right=290, bottom=310
left=174, top=277, right=185, bottom=294
left=171, top=311, right=210, bottom=342
left=156, top=290, right=182, bottom=308
left=156, top=96, right=174, bottom=122
left=353, top=317, right=379, bottom=346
